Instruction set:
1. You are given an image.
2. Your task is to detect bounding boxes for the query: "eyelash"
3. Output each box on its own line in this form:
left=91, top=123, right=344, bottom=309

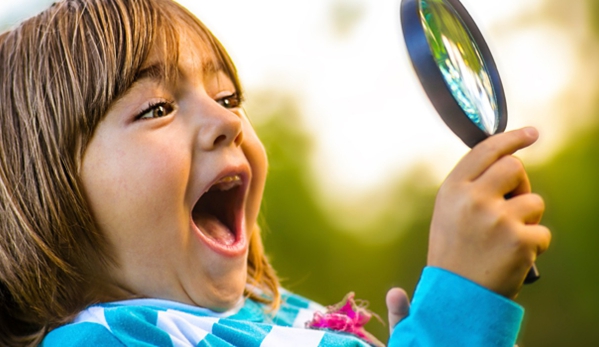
left=136, top=101, right=175, bottom=121
left=217, top=93, right=242, bottom=109
left=134, top=92, right=241, bottom=121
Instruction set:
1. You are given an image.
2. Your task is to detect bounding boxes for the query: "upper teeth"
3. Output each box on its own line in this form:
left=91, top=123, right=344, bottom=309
left=209, top=175, right=241, bottom=191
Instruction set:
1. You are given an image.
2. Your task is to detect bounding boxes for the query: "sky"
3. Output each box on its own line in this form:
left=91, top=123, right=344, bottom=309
left=0, top=0, right=580, bottom=203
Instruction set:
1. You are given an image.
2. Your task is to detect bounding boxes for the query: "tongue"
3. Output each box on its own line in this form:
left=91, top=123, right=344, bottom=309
left=194, top=212, right=236, bottom=246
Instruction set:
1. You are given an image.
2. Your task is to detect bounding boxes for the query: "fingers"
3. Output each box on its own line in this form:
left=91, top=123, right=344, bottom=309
left=386, top=287, right=410, bottom=333
left=476, top=155, right=531, bottom=197
left=493, top=192, right=549, bottom=262
left=449, top=127, right=539, bottom=182
left=505, top=193, right=545, bottom=225
left=501, top=193, right=551, bottom=270
left=524, top=224, right=552, bottom=256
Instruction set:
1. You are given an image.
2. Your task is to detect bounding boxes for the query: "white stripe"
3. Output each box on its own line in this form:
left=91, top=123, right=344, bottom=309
left=292, top=308, right=317, bottom=328
left=157, top=310, right=219, bottom=347
left=308, top=302, right=325, bottom=311
left=73, top=306, right=111, bottom=332
left=104, top=298, right=245, bottom=318
left=260, top=325, right=325, bottom=347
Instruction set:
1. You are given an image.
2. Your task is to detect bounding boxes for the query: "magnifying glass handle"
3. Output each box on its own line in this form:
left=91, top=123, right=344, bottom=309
left=524, top=264, right=540, bottom=284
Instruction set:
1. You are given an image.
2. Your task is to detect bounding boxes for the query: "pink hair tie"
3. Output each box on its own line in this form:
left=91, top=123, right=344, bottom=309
left=306, top=292, right=384, bottom=347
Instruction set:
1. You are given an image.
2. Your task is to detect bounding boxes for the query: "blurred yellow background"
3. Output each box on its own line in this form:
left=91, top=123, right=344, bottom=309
left=2, top=0, right=598, bottom=345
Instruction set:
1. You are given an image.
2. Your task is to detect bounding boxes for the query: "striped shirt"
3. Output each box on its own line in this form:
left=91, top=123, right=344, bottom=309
left=41, top=290, right=373, bottom=346
left=41, top=267, right=524, bottom=346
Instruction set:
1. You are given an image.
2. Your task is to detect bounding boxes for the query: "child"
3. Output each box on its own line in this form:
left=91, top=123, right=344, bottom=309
left=0, top=0, right=550, bottom=346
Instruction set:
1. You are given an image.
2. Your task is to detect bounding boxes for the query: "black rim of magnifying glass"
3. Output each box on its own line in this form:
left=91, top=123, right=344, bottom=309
left=400, top=0, right=507, bottom=148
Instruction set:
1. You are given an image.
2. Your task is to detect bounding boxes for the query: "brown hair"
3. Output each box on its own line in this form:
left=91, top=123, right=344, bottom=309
left=0, top=0, right=279, bottom=345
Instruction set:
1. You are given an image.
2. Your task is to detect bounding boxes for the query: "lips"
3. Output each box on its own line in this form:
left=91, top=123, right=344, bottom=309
left=191, top=172, right=248, bottom=255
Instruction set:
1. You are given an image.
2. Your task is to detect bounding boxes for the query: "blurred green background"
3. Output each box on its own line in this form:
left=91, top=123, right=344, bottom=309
left=2, top=0, right=599, bottom=346
left=249, top=1, right=599, bottom=345
left=251, top=2, right=599, bottom=345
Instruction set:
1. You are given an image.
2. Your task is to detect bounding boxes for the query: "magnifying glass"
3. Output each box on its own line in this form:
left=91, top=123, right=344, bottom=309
left=400, top=0, right=540, bottom=284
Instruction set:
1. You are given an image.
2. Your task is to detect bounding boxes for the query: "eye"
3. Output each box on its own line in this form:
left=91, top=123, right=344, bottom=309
left=216, top=93, right=242, bottom=109
left=136, top=102, right=175, bottom=120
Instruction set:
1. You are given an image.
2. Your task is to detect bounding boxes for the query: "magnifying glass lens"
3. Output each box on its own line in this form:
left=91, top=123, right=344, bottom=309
left=419, top=0, right=499, bottom=135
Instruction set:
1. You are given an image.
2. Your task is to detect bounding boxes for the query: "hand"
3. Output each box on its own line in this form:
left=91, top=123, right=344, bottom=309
left=428, top=127, right=551, bottom=299
left=386, top=287, right=410, bottom=333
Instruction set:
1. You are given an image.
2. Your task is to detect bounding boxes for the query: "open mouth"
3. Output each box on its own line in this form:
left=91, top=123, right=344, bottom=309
left=191, top=174, right=245, bottom=248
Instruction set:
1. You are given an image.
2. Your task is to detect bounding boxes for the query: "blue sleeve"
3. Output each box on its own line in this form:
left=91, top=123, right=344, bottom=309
left=388, top=266, right=524, bottom=347
left=40, top=322, right=126, bottom=347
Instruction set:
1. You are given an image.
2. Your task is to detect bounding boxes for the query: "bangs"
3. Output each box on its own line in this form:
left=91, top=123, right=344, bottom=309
left=131, top=0, right=243, bottom=99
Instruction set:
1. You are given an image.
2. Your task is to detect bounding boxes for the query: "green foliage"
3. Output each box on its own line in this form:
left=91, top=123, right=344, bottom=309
left=586, top=0, right=599, bottom=37
left=517, top=125, right=599, bottom=346
left=252, top=92, right=438, bottom=342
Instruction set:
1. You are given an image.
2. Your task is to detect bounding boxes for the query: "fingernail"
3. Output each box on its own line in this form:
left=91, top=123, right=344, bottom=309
left=523, top=127, right=539, bottom=138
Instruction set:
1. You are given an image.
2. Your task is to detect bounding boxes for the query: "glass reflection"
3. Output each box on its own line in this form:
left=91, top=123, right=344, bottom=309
left=419, top=0, right=498, bottom=135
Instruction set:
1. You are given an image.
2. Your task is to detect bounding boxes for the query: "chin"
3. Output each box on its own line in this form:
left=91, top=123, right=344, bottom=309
left=204, top=280, right=247, bottom=312
left=189, top=257, right=248, bottom=312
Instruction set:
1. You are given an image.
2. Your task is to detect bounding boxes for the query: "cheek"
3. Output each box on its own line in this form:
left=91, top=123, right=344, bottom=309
left=242, top=120, right=267, bottom=176
left=80, top=136, right=190, bottom=243
left=242, top=124, right=268, bottom=223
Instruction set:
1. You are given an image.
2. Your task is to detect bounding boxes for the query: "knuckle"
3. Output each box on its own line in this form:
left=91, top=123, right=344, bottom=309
left=512, top=225, right=552, bottom=261
left=507, top=233, right=531, bottom=259
left=474, top=139, right=499, bottom=156
left=537, top=225, right=552, bottom=254
left=493, top=209, right=513, bottom=230
left=519, top=194, right=545, bottom=224
left=438, top=180, right=466, bottom=202
left=528, top=193, right=546, bottom=212
left=465, top=187, right=487, bottom=212
left=501, top=155, right=524, bottom=174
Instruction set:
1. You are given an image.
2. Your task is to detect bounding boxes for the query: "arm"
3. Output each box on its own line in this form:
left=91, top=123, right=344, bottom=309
left=387, top=267, right=523, bottom=347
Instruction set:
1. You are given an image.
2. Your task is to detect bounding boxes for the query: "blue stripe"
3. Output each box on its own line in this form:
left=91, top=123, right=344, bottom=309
left=196, top=332, right=236, bottom=347
left=104, top=306, right=173, bottom=346
left=319, top=332, right=371, bottom=347
left=228, top=299, right=267, bottom=322
left=212, top=320, right=273, bottom=347
left=271, top=291, right=315, bottom=326
left=272, top=304, right=301, bottom=327
left=281, top=291, right=312, bottom=309
left=41, top=322, right=125, bottom=347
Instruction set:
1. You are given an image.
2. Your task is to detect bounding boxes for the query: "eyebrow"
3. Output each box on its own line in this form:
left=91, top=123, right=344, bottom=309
left=201, top=60, right=221, bottom=76
left=133, top=60, right=224, bottom=84
left=108, top=59, right=231, bottom=116
left=134, top=63, right=167, bottom=82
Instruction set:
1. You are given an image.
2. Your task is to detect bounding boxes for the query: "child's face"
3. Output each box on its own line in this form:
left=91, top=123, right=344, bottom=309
left=80, top=28, right=267, bottom=310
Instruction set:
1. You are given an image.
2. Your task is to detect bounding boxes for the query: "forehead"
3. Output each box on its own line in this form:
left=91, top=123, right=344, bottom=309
left=140, top=17, right=226, bottom=82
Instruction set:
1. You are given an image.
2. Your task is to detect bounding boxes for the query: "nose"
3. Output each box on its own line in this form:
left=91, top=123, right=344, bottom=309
left=197, top=102, right=243, bottom=151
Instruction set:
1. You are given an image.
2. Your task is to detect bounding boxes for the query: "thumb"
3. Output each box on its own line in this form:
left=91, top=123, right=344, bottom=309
left=386, top=287, right=410, bottom=333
